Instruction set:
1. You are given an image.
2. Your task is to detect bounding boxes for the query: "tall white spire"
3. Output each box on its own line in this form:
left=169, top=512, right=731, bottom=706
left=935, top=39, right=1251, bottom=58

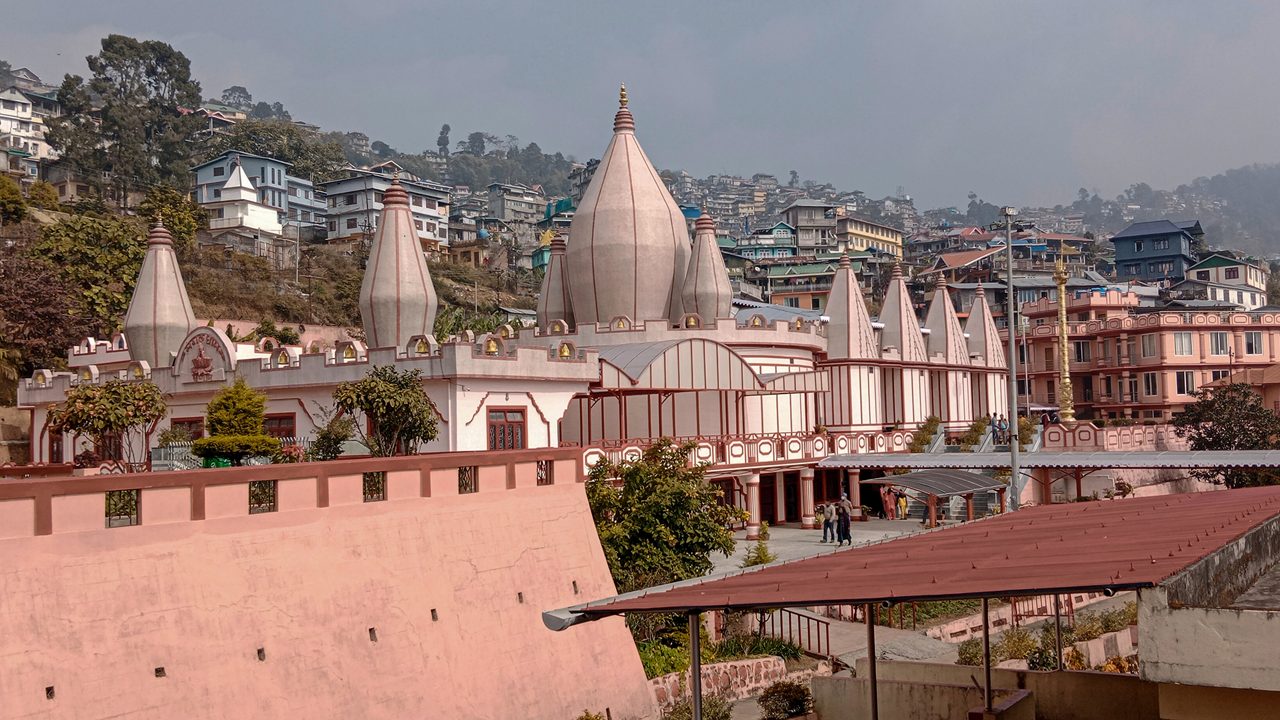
left=123, top=223, right=196, bottom=368
left=679, top=214, right=732, bottom=321
left=358, top=176, right=439, bottom=348
left=923, top=276, right=970, bottom=364
left=825, top=254, right=877, bottom=360
left=565, top=86, right=690, bottom=324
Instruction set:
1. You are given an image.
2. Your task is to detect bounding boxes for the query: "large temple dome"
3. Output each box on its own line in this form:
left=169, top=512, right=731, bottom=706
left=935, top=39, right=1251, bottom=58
left=565, top=86, right=691, bottom=326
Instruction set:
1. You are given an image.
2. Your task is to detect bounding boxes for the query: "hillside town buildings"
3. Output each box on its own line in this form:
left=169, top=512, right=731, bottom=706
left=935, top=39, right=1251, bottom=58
left=319, top=162, right=451, bottom=251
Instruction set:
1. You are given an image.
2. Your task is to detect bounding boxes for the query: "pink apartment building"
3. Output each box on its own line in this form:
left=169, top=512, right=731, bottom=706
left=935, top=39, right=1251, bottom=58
left=1014, top=289, right=1280, bottom=420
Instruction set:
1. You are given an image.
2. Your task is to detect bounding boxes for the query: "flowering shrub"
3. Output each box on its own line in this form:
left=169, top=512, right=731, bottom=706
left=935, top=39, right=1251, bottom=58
left=274, top=444, right=306, bottom=463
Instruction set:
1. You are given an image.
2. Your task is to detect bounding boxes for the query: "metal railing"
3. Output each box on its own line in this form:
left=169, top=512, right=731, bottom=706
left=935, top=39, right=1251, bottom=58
left=762, top=608, right=830, bottom=659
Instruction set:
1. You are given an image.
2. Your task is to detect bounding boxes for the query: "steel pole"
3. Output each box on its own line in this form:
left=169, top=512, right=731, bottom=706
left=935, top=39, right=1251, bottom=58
left=1054, top=593, right=1064, bottom=671
left=689, top=612, right=703, bottom=720
left=982, top=597, right=993, bottom=711
left=1004, top=209, right=1021, bottom=510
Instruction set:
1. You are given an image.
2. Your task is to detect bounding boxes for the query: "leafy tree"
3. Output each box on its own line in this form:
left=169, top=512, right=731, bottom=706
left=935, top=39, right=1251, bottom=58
left=30, top=215, right=147, bottom=334
left=463, top=131, right=487, bottom=156
left=47, top=379, right=167, bottom=467
left=0, top=251, right=91, bottom=379
left=0, top=175, right=26, bottom=224
left=788, top=170, right=799, bottom=187
left=306, top=404, right=355, bottom=461
left=333, top=366, right=438, bottom=456
left=1172, top=383, right=1280, bottom=488
left=436, top=124, right=450, bottom=157
left=197, top=119, right=346, bottom=181
left=249, top=318, right=300, bottom=345
left=371, top=140, right=395, bottom=158
left=220, top=85, right=252, bottom=108
left=191, top=376, right=280, bottom=465
left=432, top=305, right=506, bottom=338
left=138, top=185, right=207, bottom=259
left=26, top=180, right=59, bottom=210
left=250, top=100, right=291, bottom=121
left=47, top=34, right=203, bottom=203
left=0, top=59, right=14, bottom=88
left=586, top=439, right=745, bottom=593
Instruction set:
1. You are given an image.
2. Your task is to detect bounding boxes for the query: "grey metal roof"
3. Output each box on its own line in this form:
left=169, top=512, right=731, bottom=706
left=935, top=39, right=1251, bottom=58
left=595, top=340, right=683, bottom=381
left=1110, top=220, right=1201, bottom=240
left=818, top=450, right=1280, bottom=470
left=861, top=469, right=1005, bottom=497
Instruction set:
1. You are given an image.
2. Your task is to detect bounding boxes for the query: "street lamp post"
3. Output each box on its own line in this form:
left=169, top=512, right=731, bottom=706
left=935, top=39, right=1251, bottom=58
left=1002, top=206, right=1021, bottom=510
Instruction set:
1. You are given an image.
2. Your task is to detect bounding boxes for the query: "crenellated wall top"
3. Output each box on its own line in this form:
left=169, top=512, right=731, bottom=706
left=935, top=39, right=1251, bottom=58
left=20, top=326, right=601, bottom=407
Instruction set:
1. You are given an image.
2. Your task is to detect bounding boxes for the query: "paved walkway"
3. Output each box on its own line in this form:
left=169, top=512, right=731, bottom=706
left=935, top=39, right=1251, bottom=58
left=711, top=520, right=922, bottom=574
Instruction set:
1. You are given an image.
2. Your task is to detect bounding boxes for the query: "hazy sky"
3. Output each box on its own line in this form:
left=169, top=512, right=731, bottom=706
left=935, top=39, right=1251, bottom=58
left=6, top=1, right=1279, bottom=208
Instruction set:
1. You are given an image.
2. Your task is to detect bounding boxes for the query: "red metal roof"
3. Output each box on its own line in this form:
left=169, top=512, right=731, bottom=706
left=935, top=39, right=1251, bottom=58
left=578, top=486, right=1280, bottom=616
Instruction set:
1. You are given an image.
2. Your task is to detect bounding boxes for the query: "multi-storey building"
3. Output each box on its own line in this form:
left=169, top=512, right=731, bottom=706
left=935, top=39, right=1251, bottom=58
left=1012, top=289, right=1280, bottom=420
left=0, top=86, right=55, bottom=165
left=835, top=215, right=904, bottom=258
left=191, top=151, right=326, bottom=230
left=1172, top=252, right=1270, bottom=310
left=1109, top=219, right=1201, bottom=284
left=567, top=159, right=599, bottom=203
left=734, top=221, right=797, bottom=260
left=781, top=199, right=838, bottom=255
left=487, top=182, right=544, bottom=225
left=320, top=163, right=450, bottom=251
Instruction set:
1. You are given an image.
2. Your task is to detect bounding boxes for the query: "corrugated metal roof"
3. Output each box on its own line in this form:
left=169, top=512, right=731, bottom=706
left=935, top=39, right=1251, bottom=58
left=558, top=486, right=1280, bottom=620
left=863, top=469, right=1005, bottom=497
left=817, top=450, right=1280, bottom=470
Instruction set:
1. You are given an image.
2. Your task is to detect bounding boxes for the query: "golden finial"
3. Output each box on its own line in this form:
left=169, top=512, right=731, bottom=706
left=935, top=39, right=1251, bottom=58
left=619, top=83, right=628, bottom=108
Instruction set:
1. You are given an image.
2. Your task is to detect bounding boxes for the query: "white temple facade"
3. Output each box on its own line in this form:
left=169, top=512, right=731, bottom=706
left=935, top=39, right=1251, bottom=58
left=19, top=87, right=1007, bottom=538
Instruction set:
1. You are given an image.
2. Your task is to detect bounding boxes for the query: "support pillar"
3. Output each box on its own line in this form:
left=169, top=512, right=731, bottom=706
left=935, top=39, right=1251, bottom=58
left=982, top=598, right=993, bottom=712
left=846, top=468, right=863, bottom=519
left=926, top=495, right=937, bottom=528
left=1074, top=468, right=1083, bottom=501
left=965, top=493, right=974, bottom=522
left=800, top=467, right=816, bottom=528
left=997, top=487, right=1007, bottom=513
left=865, top=603, right=879, bottom=720
left=745, top=472, right=762, bottom=540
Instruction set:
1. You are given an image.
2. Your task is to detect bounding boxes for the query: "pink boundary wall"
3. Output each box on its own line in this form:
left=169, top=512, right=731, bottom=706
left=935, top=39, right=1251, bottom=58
left=0, top=449, right=657, bottom=719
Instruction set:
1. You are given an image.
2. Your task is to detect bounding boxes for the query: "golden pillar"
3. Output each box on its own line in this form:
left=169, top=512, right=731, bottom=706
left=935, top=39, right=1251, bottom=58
left=1053, top=259, right=1076, bottom=424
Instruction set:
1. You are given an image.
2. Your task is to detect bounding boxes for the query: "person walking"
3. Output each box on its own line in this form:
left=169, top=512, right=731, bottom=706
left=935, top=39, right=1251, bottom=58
left=996, top=414, right=1009, bottom=444
left=821, top=502, right=836, bottom=543
left=836, top=493, right=853, bottom=546
left=896, top=489, right=909, bottom=521
left=989, top=412, right=998, bottom=445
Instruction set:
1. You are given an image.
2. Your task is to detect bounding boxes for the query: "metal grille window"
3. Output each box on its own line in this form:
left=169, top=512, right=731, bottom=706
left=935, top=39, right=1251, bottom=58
left=458, top=466, right=478, bottom=494
left=363, top=471, right=386, bottom=502
left=536, top=460, right=554, bottom=486
left=105, top=489, right=140, bottom=528
left=249, top=480, right=277, bottom=514
left=487, top=409, right=526, bottom=451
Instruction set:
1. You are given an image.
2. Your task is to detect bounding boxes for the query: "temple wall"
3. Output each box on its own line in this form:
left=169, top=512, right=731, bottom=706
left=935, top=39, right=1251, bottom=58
left=0, top=450, right=656, bottom=720
left=820, top=364, right=884, bottom=432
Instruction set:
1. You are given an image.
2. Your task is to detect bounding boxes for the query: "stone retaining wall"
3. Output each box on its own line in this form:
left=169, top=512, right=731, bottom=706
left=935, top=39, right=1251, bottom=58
left=650, top=656, right=831, bottom=710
